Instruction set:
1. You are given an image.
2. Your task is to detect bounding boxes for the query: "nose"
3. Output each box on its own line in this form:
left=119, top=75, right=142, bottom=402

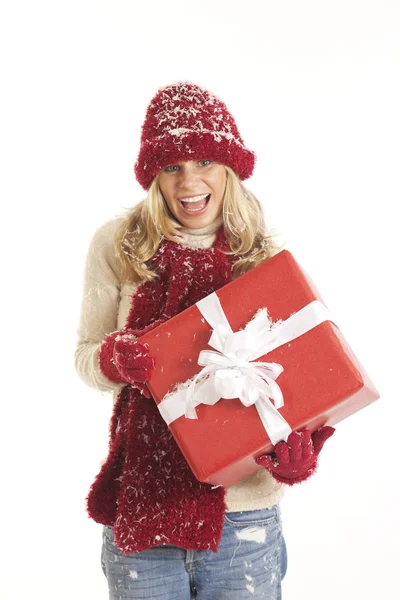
left=177, top=163, right=199, bottom=188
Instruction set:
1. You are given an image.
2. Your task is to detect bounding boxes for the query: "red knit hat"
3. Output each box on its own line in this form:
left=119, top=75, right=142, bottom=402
left=134, top=81, right=256, bottom=190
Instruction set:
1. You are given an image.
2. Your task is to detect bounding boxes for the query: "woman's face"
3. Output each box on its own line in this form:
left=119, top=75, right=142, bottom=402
left=158, top=160, right=227, bottom=229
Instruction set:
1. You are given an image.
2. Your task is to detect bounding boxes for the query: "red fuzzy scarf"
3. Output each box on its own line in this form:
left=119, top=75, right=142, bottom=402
left=86, top=227, right=236, bottom=554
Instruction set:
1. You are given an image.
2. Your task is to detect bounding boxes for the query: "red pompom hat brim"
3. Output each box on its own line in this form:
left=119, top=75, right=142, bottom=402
left=134, top=82, right=256, bottom=191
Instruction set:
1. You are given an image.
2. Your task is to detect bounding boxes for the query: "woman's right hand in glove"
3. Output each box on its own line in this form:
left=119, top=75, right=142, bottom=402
left=98, top=329, right=155, bottom=397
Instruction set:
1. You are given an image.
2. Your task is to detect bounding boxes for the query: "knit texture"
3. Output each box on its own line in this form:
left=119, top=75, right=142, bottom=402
left=87, top=227, right=236, bottom=553
left=134, top=81, right=256, bottom=190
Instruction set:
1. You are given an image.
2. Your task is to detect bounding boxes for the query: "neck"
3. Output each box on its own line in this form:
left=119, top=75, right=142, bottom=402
left=174, top=215, right=223, bottom=249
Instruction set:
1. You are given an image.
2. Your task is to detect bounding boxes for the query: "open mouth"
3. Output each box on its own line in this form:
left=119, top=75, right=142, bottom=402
left=180, top=194, right=211, bottom=214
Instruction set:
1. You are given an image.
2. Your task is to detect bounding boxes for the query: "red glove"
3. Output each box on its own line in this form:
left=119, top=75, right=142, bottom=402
left=98, top=329, right=154, bottom=397
left=256, top=426, right=335, bottom=485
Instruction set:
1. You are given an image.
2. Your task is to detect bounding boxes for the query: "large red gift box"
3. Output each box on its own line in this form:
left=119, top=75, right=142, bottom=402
left=140, top=250, right=379, bottom=488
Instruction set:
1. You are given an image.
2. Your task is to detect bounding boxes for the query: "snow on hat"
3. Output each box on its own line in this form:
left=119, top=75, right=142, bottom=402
left=134, top=81, right=256, bottom=190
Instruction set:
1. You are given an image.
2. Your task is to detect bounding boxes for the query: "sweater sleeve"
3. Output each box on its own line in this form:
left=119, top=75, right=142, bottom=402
left=74, top=218, right=127, bottom=393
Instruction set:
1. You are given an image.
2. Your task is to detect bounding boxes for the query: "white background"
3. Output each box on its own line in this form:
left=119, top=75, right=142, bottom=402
left=1, top=1, right=399, bottom=598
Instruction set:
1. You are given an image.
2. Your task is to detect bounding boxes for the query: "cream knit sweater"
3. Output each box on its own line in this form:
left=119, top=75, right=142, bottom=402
left=75, top=215, right=284, bottom=512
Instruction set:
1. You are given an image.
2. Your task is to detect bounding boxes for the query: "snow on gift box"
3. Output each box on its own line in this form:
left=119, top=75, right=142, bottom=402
left=139, top=249, right=379, bottom=488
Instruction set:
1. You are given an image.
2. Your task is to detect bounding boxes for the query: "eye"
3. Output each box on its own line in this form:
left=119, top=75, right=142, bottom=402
left=199, top=160, right=212, bottom=167
left=163, top=165, right=179, bottom=173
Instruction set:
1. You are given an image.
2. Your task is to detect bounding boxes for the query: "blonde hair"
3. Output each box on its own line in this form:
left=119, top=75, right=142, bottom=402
left=114, top=167, right=285, bottom=283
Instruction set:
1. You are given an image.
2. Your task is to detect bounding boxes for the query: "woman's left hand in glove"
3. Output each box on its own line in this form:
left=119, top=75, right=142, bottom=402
left=256, top=426, right=335, bottom=485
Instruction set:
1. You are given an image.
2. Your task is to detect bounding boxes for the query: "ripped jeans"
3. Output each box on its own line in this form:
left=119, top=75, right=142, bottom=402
left=101, top=505, right=287, bottom=599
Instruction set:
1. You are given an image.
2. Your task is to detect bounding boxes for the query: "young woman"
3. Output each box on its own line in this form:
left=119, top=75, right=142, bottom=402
left=75, top=81, right=334, bottom=599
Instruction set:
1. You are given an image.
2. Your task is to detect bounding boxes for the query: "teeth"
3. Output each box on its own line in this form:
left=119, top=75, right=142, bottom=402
left=180, top=194, right=209, bottom=203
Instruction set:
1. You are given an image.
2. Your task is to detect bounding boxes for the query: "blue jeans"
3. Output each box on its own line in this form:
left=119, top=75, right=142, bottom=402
left=101, top=505, right=287, bottom=599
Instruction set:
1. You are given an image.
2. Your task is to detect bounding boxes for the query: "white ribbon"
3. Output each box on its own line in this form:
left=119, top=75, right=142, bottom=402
left=157, top=295, right=334, bottom=445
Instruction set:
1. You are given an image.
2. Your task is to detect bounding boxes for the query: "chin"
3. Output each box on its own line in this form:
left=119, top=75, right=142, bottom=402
left=183, top=216, right=214, bottom=229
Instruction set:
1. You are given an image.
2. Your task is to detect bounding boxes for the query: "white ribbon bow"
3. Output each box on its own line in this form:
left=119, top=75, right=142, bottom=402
left=158, top=294, right=333, bottom=445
